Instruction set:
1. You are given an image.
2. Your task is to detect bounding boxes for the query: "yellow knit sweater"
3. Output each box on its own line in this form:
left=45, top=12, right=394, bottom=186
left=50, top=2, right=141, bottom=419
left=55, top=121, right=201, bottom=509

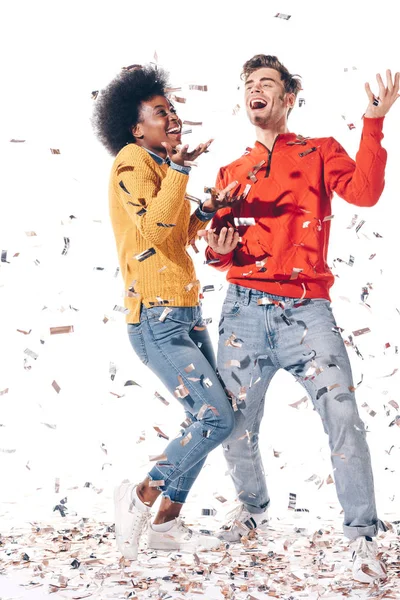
left=109, top=143, right=206, bottom=323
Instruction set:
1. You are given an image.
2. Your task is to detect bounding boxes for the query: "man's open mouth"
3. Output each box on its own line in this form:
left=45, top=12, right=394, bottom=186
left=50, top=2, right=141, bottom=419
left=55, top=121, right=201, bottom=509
left=249, top=98, right=268, bottom=110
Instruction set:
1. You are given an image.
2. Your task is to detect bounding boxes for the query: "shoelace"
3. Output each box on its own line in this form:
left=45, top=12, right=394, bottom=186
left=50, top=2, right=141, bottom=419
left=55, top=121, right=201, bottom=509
left=175, top=518, right=193, bottom=540
left=224, top=504, right=244, bottom=527
left=352, top=537, right=377, bottom=560
left=129, top=511, right=151, bottom=542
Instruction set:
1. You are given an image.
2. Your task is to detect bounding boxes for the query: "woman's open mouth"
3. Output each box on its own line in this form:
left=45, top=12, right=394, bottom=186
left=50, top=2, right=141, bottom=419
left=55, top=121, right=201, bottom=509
left=166, top=126, right=182, bottom=137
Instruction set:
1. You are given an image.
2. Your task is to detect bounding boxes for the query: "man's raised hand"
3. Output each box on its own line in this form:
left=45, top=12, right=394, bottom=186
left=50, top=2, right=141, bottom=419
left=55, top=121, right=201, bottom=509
left=364, top=70, right=400, bottom=118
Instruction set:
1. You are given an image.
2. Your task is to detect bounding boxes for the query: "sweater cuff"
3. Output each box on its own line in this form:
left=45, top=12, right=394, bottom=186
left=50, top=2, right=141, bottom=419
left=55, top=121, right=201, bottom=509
left=362, top=116, right=385, bottom=133
left=195, top=203, right=217, bottom=222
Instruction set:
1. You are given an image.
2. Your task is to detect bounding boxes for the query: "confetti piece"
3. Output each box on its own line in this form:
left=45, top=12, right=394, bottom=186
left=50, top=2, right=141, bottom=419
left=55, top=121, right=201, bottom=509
left=170, top=95, right=186, bottom=103
left=50, top=326, right=74, bottom=335
left=352, top=327, right=371, bottom=337
left=50, top=148, right=61, bottom=154
left=25, top=231, right=37, bottom=237
left=388, top=399, right=399, bottom=410
left=159, top=307, right=173, bottom=322
left=134, top=247, right=156, bottom=262
left=154, top=391, right=169, bottom=405
left=185, top=193, right=201, bottom=205
left=225, top=333, right=243, bottom=348
left=289, top=396, right=308, bottom=409
left=275, top=12, right=291, bottom=19
left=183, top=120, right=202, bottom=126
left=362, top=402, right=377, bottom=417
left=189, top=84, right=208, bottom=91
left=299, top=98, right=306, bottom=107
left=299, top=147, right=317, bottom=157
left=355, top=219, right=366, bottom=233
left=257, top=297, right=285, bottom=309
left=61, top=237, right=70, bottom=256
left=225, top=359, right=241, bottom=368
left=113, top=305, right=130, bottom=315
left=52, top=380, right=61, bottom=394
left=201, top=508, right=216, bottom=516
left=149, top=479, right=165, bottom=487
left=24, top=348, right=38, bottom=360
left=0, top=388, right=9, bottom=396
left=153, top=426, right=169, bottom=440
left=149, top=453, right=168, bottom=462
left=201, top=376, right=213, bottom=388
left=234, top=217, right=256, bottom=226
left=214, top=494, right=227, bottom=503
left=184, top=363, right=195, bottom=373
left=156, top=222, right=175, bottom=227
left=175, top=383, right=190, bottom=398
left=247, top=160, right=266, bottom=182
left=290, top=268, right=303, bottom=280
left=109, top=362, right=117, bottom=381
left=288, top=492, right=297, bottom=510
left=323, top=215, right=334, bottom=222
left=16, top=328, right=31, bottom=335
left=180, top=432, right=192, bottom=446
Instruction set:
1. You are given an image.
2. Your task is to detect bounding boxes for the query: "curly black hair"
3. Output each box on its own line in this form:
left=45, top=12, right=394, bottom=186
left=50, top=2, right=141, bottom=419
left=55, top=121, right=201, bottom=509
left=91, top=65, right=169, bottom=156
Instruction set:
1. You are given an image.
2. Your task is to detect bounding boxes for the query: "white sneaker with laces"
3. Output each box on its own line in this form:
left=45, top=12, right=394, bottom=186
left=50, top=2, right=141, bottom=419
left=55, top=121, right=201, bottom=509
left=114, top=481, right=151, bottom=560
left=351, top=536, right=387, bottom=583
left=148, top=517, right=222, bottom=552
left=218, top=504, right=269, bottom=542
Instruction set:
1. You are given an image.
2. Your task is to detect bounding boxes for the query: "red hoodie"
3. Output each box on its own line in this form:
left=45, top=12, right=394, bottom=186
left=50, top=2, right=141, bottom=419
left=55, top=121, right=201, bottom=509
left=205, top=117, right=387, bottom=300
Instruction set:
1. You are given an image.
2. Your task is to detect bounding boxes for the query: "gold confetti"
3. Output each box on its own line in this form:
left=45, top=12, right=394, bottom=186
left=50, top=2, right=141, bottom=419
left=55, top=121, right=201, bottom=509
left=50, top=326, right=74, bottom=335
left=225, top=359, right=241, bottom=368
left=149, top=453, right=168, bottom=462
left=184, top=363, right=195, bottom=373
left=289, top=396, right=308, bottom=409
left=153, top=426, right=169, bottom=440
left=52, top=381, right=61, bottom=394
left=180, top=432, right=193, bottom=447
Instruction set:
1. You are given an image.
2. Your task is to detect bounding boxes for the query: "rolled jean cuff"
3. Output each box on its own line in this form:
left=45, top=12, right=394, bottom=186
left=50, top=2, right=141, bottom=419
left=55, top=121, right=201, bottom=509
left=343, top=521, right=379, bottom=540
left=243, top=499, right=270, bottom=515
left=161, top=488, right=187, bottom=504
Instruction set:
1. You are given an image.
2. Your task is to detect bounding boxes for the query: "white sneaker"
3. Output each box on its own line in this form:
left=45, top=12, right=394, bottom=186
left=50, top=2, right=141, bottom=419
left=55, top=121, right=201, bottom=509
left=147, top=518, right=222, bottom=553
left=351, top=536, right=387, bottom=583
left=218, top=504, right=269, bottom=542
left=114, top=481, right=151, bottom=560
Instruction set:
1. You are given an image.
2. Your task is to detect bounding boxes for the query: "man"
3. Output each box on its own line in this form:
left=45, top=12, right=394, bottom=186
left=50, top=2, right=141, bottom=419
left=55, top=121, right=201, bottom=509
left=204, top=54, right=399, bottom=583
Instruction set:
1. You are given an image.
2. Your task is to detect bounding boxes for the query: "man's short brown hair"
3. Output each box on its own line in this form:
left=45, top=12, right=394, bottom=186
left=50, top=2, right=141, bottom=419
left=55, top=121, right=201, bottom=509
left=242, top=54, right=302, bottom=116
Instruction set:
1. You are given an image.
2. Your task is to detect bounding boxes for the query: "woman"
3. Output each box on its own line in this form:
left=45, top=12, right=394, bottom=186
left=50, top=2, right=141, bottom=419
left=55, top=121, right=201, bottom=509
left=92, top=65, right=240, bottom=560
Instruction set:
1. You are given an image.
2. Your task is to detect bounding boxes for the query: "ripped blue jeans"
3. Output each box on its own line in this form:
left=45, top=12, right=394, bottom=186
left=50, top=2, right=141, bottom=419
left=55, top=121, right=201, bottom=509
left=128, top=305, right=235, bottom=504
left=217, top=284, right=380, bottom=540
